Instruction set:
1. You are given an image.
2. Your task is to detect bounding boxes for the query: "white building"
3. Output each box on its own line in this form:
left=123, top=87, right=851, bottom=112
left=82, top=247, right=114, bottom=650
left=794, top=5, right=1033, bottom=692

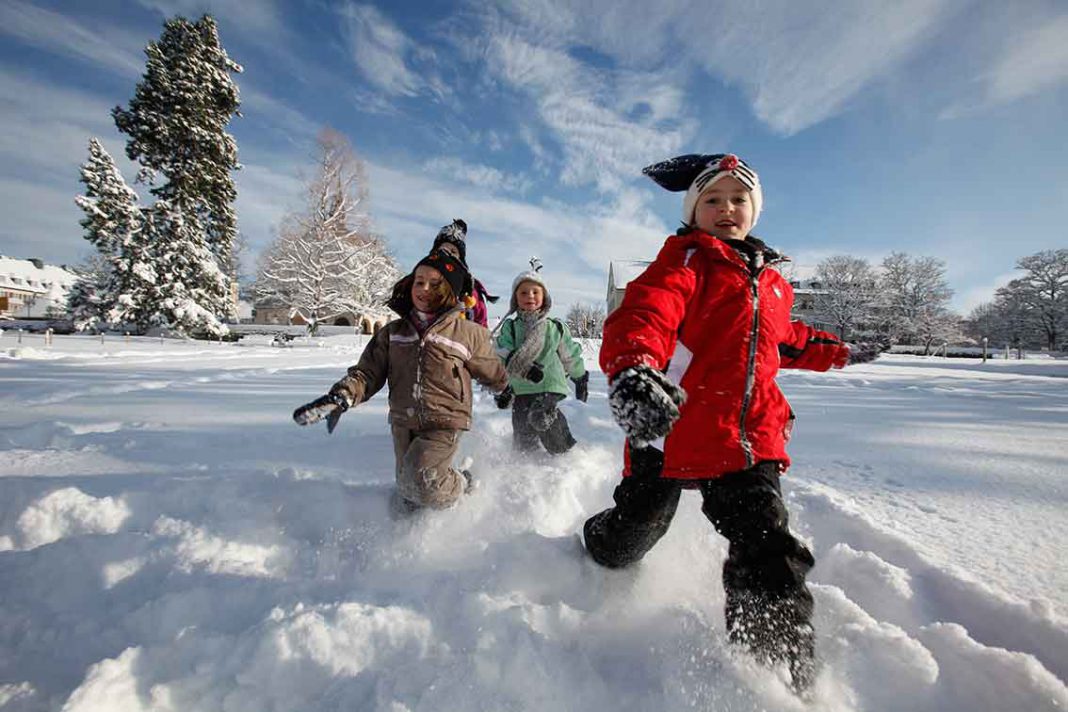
left=606, top=260, right=652, bottom=314
left=0, top=256, right=79, bottom=319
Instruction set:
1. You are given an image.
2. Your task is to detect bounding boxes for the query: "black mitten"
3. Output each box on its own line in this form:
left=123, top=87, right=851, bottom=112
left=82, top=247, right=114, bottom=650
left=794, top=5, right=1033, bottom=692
left=494, top=385, right=515, bottom=410
left=608, top=366, right=686, bottom=447
left=293, top=392, right=350, bottom=433
left=573, top=372, right=589, bottom=402
left=847, top=342, right=886, bottom=366
left=525, top=363, right=544, bottom=383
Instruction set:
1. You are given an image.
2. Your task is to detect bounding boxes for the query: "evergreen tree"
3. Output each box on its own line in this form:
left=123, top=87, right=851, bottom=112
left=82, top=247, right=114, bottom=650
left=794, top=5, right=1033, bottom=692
left=112, top=14, right=242, bottom=322
left=73, top=139, right=157, bottom=331
left=146, top=200, right=230, bottom=337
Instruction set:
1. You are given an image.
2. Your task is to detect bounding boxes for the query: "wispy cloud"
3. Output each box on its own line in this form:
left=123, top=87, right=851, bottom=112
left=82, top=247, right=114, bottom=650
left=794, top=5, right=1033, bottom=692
left=479, top=0, right=957, bottom=135
left=340, top=3, right=447, bottom=99
left=482, top=32, right=688, bottom=192
left=983, top=14, right=1068, bottom=104
left=135, top=0, right=287, bottom=38
left=424, top=157, right=533, bottom=195
left=0, top=0, right=144, bottom=78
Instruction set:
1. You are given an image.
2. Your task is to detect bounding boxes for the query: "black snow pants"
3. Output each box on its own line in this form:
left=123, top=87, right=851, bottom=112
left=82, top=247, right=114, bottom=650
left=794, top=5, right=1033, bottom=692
left=512, top=392, right=576, bottom=454
left=583, top=446, right=816, bottom=690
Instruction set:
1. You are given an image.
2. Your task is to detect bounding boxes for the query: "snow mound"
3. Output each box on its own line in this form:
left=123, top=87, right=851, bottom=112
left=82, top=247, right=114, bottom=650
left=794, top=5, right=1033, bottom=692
left=12, top=487, right=131, bottom=550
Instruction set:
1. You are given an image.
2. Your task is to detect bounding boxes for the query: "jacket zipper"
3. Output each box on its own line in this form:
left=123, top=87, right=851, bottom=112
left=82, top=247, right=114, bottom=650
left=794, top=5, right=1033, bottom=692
left=739, top=271, right=761, bottom=468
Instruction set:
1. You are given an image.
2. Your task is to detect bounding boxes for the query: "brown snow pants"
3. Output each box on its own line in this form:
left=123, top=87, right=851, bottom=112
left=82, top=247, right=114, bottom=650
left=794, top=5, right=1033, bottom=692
left=391, top=425, right=465, bottom=509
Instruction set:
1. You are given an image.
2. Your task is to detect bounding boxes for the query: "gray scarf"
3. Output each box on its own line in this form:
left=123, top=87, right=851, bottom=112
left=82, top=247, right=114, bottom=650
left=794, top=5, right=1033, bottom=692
left=506, top=310, right=549, bottom=380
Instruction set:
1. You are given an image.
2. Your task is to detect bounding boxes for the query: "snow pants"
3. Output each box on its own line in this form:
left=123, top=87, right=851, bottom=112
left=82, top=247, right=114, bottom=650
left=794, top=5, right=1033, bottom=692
left=391, top=426, right=466, bottom=509
left=512, top=393, right=576, bottom=454
left=583, top=446, right=816, bottom=690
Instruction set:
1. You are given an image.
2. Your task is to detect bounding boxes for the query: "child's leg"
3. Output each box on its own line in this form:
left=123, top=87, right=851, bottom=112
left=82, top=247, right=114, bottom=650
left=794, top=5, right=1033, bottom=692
left=511, top=394, right=541, bottom=451
left=528, top=393, right=576, bottom=454
left=583, top=446, right=681, bottom=568
left=699, top=462, right=816, bottom=689
left=396, top=428, right=466, bottom=509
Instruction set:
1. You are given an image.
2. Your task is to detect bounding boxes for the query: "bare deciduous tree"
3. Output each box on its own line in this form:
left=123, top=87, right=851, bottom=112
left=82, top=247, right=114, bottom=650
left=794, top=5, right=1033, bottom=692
left=565, top=302, right=606, bottom=338
left=813, top=255, right=878, bottom=340
left=255, top=129, right=399, bottom=333
left=878, top=252, right=955, bottom=352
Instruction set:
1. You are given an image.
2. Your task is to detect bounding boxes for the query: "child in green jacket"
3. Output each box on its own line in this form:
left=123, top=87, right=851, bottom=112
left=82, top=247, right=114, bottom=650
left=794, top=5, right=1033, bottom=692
left=494, top=261, right=588, bottom=454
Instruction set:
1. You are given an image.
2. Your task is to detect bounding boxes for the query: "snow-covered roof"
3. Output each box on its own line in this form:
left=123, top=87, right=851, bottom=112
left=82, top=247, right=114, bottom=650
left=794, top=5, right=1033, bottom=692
left=608, top=260, right=651, bottom=289
left=0, top=255, right=79, bottom=297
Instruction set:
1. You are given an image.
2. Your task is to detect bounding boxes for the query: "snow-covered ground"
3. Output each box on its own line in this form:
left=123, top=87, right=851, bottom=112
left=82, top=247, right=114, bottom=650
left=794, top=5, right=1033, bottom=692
left=1, top=333, right=1065, bottom=712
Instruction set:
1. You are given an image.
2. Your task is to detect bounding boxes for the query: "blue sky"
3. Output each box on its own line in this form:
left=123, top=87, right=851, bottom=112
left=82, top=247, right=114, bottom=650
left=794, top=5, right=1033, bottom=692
left=1, top=0, right=1066, bottom=316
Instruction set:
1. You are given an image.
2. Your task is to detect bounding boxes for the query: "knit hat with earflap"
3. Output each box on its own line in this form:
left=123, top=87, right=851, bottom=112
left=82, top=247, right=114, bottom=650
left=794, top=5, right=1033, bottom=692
left=509, top=257, right=552, bottom=314
left=642, top=153, right=763, bottom=230
left=432, top=219, right=468, bottom=265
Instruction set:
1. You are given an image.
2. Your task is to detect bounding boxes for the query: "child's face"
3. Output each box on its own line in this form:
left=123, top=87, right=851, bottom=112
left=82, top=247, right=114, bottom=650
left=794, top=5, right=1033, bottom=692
left=693, top=176, right=754, bottom=241
left=411, top=265, right=450, bottom=312
left=515, top=282, right=544, bottom=312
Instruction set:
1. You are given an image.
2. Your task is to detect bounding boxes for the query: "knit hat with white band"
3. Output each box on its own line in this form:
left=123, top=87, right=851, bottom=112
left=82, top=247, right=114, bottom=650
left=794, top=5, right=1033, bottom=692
left=642, top=153, right=763, bottom=229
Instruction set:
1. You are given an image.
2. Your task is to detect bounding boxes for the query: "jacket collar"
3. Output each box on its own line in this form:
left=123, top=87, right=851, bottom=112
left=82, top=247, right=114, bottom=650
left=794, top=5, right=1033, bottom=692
left=673, top=227, right=789, bottom=268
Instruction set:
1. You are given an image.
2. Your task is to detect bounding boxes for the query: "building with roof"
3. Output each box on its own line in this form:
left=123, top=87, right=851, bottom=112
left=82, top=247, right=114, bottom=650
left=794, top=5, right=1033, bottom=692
left=0, top=256, right=79, bottom=319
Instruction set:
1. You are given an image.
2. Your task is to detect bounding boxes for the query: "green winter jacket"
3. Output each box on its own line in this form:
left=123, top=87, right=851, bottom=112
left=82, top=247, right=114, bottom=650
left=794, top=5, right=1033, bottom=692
left=496, top=316, right=587, bottom=396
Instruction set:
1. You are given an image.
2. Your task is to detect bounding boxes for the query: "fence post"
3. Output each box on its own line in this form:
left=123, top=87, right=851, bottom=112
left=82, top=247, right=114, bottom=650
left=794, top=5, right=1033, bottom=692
left=1005, top=343, right=1010, bottom=360
left=981, top=337, right=988, bottom=363
left=941, top=342, right=948, bottom=358
left=100, top=332, right=105, bottom=345
left=45, top=328, right=53, bottom=347
left=17, top=328, right=23, bottom=344
left=124, top=332, right=130, bottom=343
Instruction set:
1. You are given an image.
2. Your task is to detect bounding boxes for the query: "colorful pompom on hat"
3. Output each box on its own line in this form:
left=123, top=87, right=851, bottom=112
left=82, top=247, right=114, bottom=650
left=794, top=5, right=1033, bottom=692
left=432, top=218, right=468, bottom=265
left=642, top=153, right=763, bottom=229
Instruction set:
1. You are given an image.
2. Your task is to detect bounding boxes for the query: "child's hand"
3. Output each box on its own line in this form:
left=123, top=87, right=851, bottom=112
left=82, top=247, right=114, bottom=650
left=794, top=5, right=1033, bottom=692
left=608, top=366, right=686, bottom=447
left=494, top=385, right=515, bottom=409
left=572, top=373, right=589, bottom=402
left=293, top=391, right=351, bottom=433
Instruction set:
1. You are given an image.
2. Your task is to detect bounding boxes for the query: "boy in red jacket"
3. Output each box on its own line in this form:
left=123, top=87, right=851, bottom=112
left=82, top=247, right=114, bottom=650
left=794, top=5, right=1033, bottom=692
left=583, top=153, right=880, bottom=692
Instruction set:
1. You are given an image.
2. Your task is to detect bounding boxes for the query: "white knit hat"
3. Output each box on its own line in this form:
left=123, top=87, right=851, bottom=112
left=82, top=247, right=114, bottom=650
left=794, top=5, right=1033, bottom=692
left=509, top=257, right=552, bottom=314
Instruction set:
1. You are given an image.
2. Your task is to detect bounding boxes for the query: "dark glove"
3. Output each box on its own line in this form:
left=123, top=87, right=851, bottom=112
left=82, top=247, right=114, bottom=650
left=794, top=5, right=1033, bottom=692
left=293, top=391, right=351, bottom=433
left=834, top=342, right=886, bottom=368
left=572, top=372, right=589, bottom=402
left=608, top=365, right=686, bottom=447
left=524, top=363, right=544, bottom=384
left=494, top=385, right=515, bottom=410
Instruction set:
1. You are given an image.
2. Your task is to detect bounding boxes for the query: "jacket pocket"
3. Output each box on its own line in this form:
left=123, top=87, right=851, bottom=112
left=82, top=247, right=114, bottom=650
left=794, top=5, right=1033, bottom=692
left=453, top=364, right=465, bottom=403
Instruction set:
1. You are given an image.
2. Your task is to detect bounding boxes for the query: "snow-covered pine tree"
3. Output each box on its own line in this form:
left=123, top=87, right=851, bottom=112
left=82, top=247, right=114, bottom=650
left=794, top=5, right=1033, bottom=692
left=112, top=14, right=242, bottom=323
left=146, top=199, right=231, bottom=337
left=72, top=139, right=158, bottom=331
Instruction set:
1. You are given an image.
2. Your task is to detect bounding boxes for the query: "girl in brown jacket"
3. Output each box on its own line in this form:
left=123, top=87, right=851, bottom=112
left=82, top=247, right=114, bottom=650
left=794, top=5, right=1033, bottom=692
left=294, top=250, right=508, bottom=511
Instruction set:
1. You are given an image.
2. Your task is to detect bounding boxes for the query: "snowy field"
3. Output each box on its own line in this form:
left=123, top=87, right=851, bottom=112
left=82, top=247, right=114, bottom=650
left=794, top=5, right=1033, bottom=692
left=1, top=333, right=1066, bottom=711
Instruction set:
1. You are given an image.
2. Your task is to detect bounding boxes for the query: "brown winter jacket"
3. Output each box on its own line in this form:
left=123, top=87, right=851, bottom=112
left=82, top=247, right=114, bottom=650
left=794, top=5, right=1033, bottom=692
left=331, top=288, right=508, bottom=431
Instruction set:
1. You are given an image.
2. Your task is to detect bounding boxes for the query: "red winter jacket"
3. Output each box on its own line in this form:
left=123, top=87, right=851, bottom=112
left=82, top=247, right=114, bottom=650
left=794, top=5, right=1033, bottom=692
left=600, top=229, right=846, bottom=480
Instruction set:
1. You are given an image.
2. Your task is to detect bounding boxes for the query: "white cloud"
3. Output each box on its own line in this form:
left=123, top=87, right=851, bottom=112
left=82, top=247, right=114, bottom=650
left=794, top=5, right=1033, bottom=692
left=340, top=3, right=446, bottom=99
left=367, top=159, right=668, bottom=312
left=423, top=157, right=533, bottom=194
left=984, top=14, right=1068, bottom=104
left=479, top=0, right=956, bottom=135
left=135, top=0, right=287, bottom=39
left=0, top=0, right=144, bottom=78
left=483, top=33, right=688, bottom=192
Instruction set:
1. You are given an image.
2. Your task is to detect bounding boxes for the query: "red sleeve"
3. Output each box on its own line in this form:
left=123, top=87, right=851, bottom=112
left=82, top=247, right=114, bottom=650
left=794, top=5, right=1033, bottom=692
left=600, top=238, right=697, bottom=379
left=779, top=320, right=847, bottom=371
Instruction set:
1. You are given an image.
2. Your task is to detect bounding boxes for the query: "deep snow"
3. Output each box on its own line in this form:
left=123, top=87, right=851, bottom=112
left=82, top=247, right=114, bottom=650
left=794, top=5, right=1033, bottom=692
left=0, top=332, right=1065, bottom=711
